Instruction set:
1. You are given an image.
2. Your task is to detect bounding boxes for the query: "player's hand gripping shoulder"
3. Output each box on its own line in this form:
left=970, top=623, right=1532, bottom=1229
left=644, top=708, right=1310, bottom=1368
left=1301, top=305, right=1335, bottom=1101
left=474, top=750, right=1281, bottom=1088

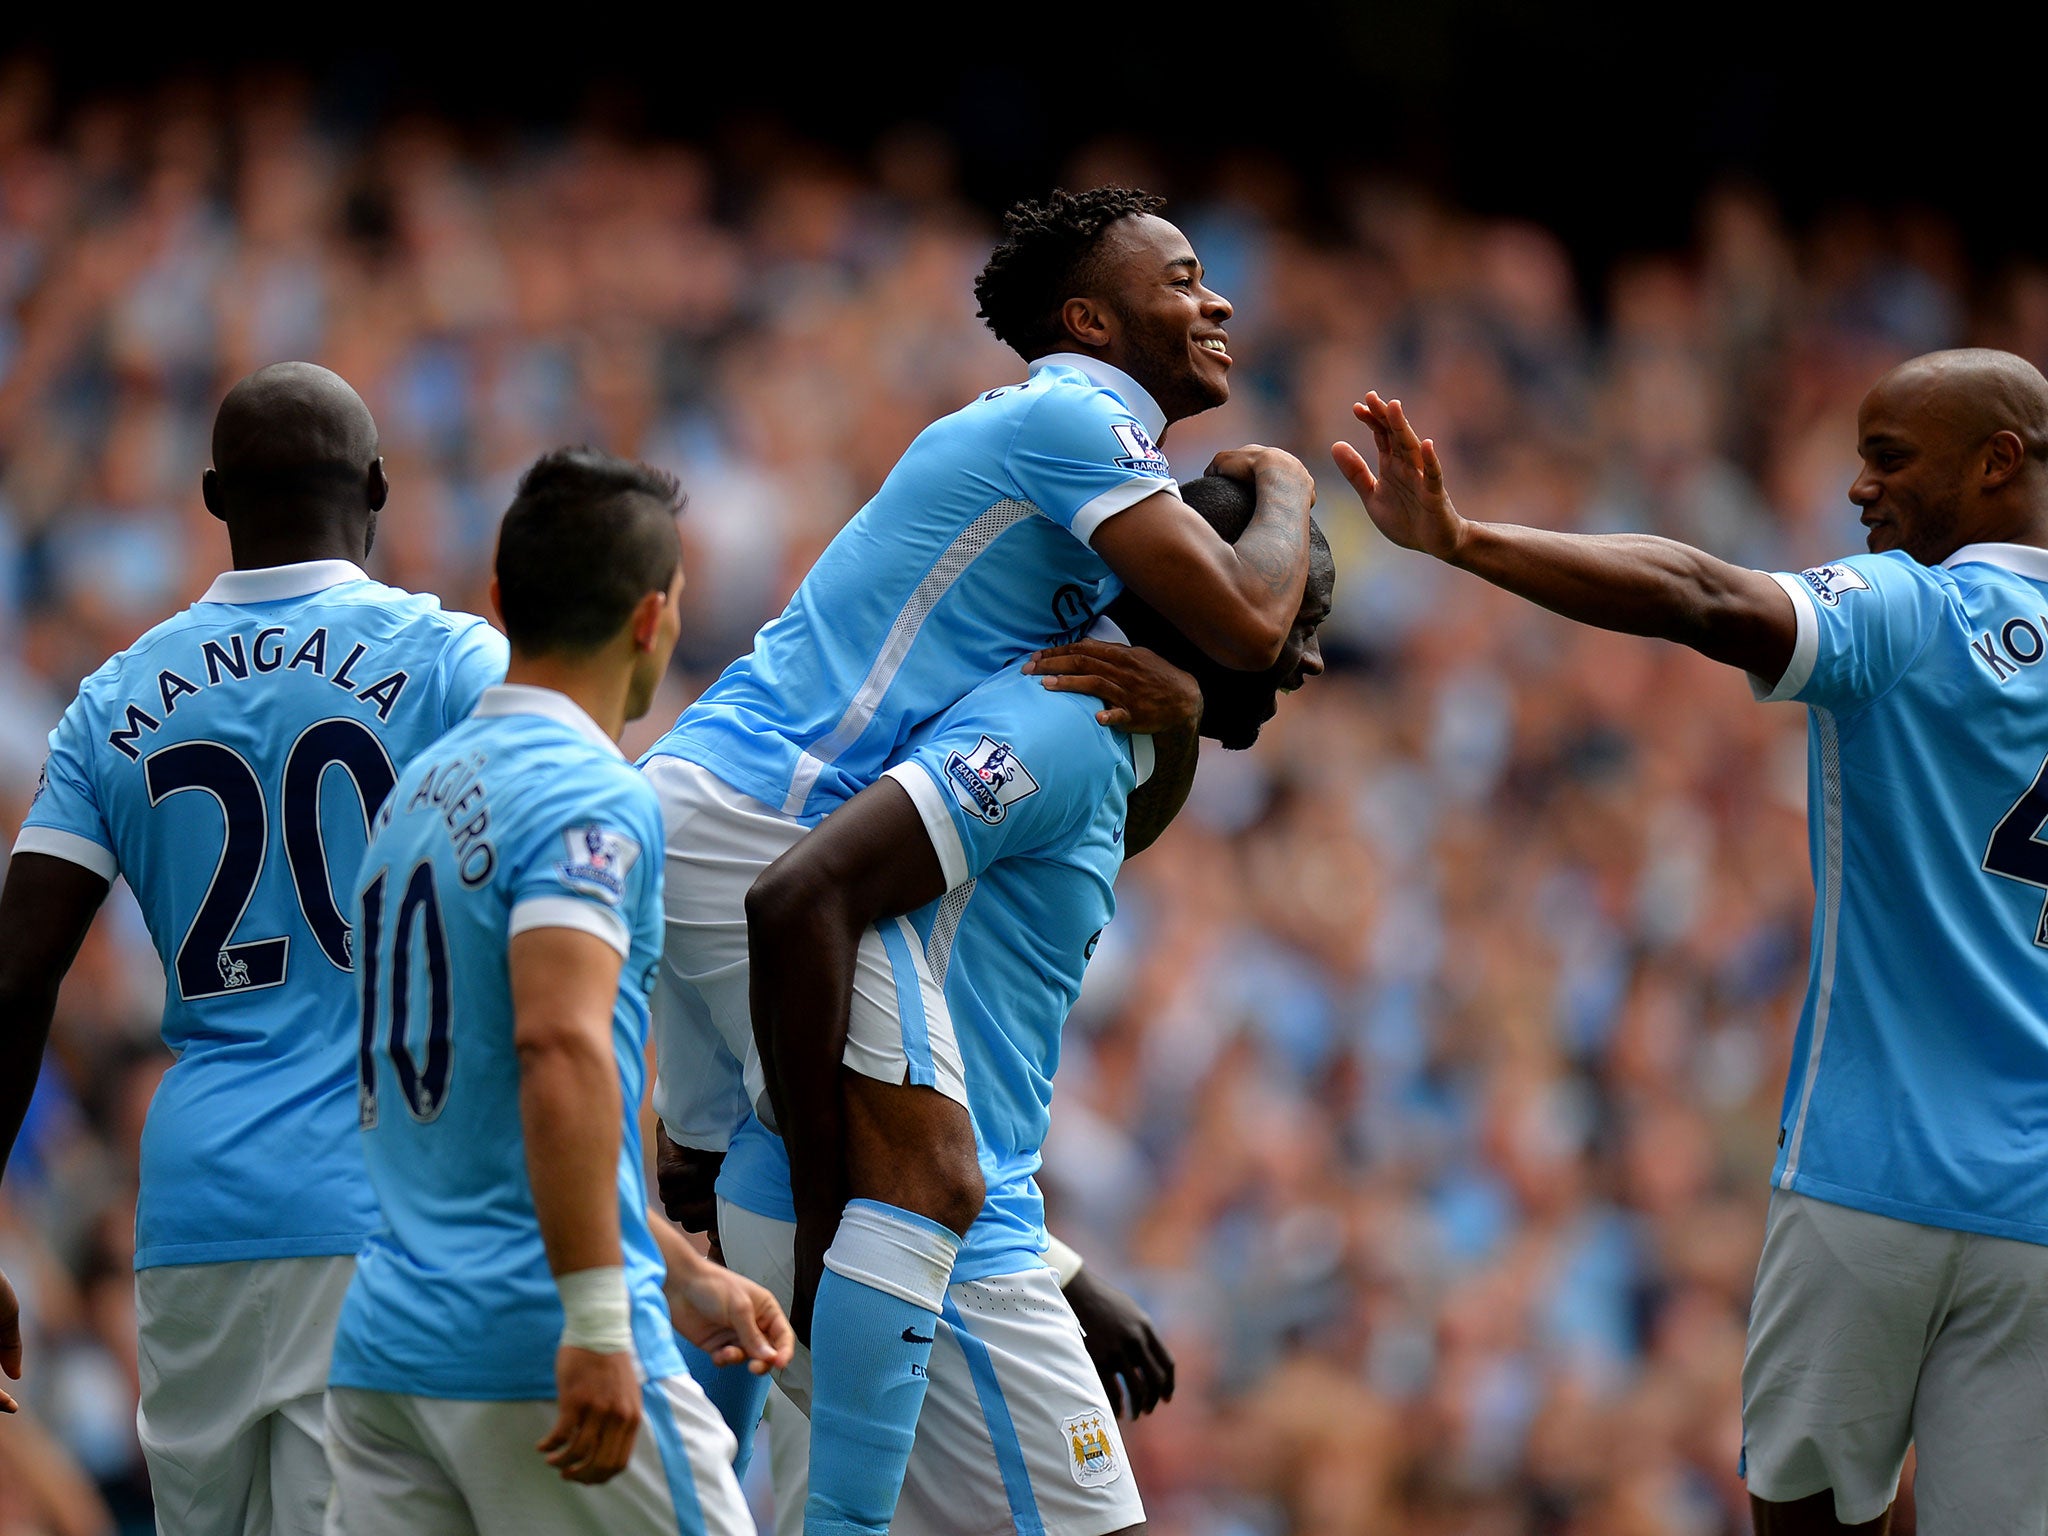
left=1023, top=640, right=1202, bottom=733
left=656, top=1223, right=795, bottom=1376
left=1064, top=1266, right=1176, bottom=1418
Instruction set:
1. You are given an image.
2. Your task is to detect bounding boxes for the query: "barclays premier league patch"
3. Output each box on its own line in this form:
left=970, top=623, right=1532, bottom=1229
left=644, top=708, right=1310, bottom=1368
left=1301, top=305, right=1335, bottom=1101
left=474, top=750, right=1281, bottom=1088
left=556, top=825, right=640, bottom=904
left=1063, top=1411, right=1122, bottom=1488
left=1110, top=421, right=1170, bottom=477
left=1799, top=563, right=1872, bottom=607
left=943, top=735, right=1039, bottom=825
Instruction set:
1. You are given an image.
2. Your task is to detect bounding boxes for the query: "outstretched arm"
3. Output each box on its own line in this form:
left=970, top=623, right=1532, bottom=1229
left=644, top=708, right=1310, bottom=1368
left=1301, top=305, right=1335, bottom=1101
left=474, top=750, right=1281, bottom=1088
left=1093, top=447, right=1316, bottom=671
left=1334, top=394, right=1797, bottom=682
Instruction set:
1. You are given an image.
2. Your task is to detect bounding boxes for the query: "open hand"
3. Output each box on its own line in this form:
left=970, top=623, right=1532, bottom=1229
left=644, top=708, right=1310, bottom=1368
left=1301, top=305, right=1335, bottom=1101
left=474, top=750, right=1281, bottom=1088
left=1333, top=393, right=1463, bottom=561
left=539, top=1346, right=640, bottom=1483
left=667, top=1254, right=794, bottom=1376
left=1024, top=641, right=1201, bottom=733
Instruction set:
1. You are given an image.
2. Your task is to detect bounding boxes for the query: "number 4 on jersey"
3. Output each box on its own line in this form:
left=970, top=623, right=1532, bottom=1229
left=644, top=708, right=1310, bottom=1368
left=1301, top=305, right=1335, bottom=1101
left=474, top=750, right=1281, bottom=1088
left=1984, top=751, right=2048, bottom=945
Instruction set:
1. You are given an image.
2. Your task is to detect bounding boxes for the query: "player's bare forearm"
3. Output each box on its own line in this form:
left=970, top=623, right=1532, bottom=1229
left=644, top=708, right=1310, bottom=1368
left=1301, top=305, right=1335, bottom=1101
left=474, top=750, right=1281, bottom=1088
left=1336, top=393, right=1795, bottom=681
left=1124, top=719, right=1198, bottom=857
left=1093, top=451, right=1314, bottom=671
left=1449, top=522, right=1796, bottom=678
left=0, top=854, right=108, bottom=1185
left=511, top=927, right=628, bottom=1275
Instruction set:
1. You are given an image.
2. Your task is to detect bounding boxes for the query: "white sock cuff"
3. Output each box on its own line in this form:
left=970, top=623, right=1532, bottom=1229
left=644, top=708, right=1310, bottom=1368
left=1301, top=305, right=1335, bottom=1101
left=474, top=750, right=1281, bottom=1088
left=822, top=1200, right=960, bottom=1312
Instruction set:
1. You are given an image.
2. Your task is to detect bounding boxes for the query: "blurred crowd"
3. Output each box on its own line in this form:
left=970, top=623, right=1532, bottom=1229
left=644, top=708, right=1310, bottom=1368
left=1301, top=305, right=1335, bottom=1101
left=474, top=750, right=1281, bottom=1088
left=4, top=55, right=2043, bottom=1536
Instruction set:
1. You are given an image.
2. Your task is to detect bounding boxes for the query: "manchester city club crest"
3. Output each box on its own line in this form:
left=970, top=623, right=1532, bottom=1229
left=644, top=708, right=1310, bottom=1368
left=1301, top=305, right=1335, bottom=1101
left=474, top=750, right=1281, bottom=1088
left=556, top=825, right=641, bottom=903
left=1062, top=1410, right=1121, bottom=1488
left=943, top=735, right=1039, bottom=825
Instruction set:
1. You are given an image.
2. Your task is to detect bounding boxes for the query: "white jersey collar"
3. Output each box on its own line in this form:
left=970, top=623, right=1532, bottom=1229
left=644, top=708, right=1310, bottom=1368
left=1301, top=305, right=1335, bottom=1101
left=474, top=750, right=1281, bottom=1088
left=1942, top=542, right=2048, bottom=582
left=472, top=684, right=623, bottom=759
left=1029, top=352, right=1167, bottom=442
left=200, top=559, right=370, bottom=605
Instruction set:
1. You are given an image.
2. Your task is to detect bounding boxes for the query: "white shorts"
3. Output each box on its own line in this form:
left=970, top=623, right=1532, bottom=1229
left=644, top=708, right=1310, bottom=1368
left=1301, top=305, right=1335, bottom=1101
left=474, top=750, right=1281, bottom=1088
left=1743, top=1189, right=2048, bottom=1529
left=324, top=1375, right=750, bottom=1536
left=136, top=1254, right=354, bottom=1536
left=719, top=1200, right=1144, bottom=1536
left=643, top=755, right=965, bottom=1149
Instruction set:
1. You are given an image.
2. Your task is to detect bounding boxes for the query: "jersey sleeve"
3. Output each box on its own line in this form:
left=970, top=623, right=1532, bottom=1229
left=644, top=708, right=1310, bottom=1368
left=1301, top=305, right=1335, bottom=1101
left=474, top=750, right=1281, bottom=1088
left=503, top=773, right=660, bottom=959
left=1006, top=385, right=1177, bottom=547
left=432, top=618, right=510, bottom=730
left=1749, top=552, right=1948, bottom=713
left=882, top=680, right=1119, bottom=891
left=14, top=693, right=118, bottom=881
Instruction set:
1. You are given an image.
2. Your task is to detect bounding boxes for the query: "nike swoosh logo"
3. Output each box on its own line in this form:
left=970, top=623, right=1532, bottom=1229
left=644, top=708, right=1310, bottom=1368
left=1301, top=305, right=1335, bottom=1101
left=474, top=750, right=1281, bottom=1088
left=1112, top=826, right=1124, bottom=842
left=902, top=1327, right=934, bottom=1345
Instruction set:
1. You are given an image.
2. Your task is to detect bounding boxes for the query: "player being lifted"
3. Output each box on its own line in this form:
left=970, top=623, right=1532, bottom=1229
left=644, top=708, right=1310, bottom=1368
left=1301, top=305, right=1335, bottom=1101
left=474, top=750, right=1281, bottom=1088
left=0, top=364, right=506, bottom=1532
left=732, top=474, right=1333, bottom=1535
left=640, top=187, right=1315, bottom=1534
left=325, top=449, right=792, bottom=1535
left=1337, top=352, right=2048, bottom=1535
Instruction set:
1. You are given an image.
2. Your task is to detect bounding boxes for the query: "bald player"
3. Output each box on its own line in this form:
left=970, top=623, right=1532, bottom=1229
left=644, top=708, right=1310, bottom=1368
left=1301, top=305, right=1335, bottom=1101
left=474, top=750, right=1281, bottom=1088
left=0, top=363, right=507, bottom=1534
left=1338, top=349, right=2048, bottom=1534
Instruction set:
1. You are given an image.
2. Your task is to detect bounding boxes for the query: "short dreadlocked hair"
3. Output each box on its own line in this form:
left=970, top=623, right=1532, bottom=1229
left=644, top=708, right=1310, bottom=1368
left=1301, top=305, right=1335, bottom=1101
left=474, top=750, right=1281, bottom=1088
left=974, top=187, right=1168, bottom=360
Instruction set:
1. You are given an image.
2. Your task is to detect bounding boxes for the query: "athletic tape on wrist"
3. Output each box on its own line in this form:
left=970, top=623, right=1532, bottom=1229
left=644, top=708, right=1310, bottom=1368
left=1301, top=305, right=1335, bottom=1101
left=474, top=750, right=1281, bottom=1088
left=1043, top=1234, right=1086, bottom=1288
left=557, top=1265, right=633, bottom=1354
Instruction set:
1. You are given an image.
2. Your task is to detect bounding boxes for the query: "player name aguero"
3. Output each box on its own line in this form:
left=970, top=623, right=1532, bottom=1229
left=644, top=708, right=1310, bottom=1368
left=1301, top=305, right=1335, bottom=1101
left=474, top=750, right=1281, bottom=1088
left=400, top=749, right=497, bottom=887
left=104, top=625, right=414, bottom=761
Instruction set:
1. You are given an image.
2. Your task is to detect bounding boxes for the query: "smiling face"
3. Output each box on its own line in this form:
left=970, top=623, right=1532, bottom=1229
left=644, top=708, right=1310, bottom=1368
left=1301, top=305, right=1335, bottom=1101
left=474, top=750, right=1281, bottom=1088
left=1850, top=376, right=1978, bottom=563
left=1089, top=214, right=1233, bottom=424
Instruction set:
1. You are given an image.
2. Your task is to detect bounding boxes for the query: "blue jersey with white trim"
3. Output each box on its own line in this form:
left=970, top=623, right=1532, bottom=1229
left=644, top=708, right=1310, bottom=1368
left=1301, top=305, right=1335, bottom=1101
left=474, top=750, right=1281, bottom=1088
left=330, top=687, right=681, bottom=1399
left=1756, top=542, right=2048, bottom=1243
left=883, top=661, right=1144, bottom=1279
left=644, top=355, right=1175, bottom=820
left=15, top=562, right=505, bottom=1269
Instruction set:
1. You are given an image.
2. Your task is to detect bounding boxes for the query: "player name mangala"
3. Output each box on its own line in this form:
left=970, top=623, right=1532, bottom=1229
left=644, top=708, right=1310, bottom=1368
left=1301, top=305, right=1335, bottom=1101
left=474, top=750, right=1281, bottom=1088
left=105, top=625, right=415, bottom=761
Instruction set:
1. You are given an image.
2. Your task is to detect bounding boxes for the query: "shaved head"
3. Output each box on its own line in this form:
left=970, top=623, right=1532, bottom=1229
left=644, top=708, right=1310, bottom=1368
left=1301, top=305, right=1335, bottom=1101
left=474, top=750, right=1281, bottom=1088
left=212, top=361, right=379, bottom=484
left=203, top=362, right=387, bottom=567
left=1872, top=349, right=2048, bottom=460
left=1852, top=348, right=2048, bottom=562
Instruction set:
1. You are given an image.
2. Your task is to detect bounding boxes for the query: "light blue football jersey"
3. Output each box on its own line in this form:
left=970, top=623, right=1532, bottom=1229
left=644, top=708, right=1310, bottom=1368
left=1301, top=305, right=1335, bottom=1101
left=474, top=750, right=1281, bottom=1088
left=330, top=686, right=681, bottom=1399
left=1756, top=542, right=2048, bottom=1243
left=15, top=561, right=506, bottom=1269
left=716, top=643, right=1149, bottom=1281
left=644, top=354, right=1175, bottom=821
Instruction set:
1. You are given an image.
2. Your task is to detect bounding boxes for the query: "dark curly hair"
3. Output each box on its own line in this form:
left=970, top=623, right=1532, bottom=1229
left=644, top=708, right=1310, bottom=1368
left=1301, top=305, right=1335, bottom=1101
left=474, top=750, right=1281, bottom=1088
left=974, top=187, right=1167, bottom=360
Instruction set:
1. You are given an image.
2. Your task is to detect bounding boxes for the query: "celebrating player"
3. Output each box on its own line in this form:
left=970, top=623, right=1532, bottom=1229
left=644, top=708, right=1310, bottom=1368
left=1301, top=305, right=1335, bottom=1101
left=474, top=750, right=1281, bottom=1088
left=324, top=449, right=791, bottom=1535
left=640, top=186, right=1316, bottom=1534
left=0, top=364, right=506, bottom=1531
left=1336, top=351, right=2048, bottom=1534
left=728, top=475, right=1333, bottom=1535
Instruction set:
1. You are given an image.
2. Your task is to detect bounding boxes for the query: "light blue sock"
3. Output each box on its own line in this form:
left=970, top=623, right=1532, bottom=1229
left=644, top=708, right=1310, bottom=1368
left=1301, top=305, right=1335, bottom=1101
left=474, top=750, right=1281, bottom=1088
left=804, top=1199, right=960, bottom=1536
left=680, top=1335, right=773, bottom=1480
